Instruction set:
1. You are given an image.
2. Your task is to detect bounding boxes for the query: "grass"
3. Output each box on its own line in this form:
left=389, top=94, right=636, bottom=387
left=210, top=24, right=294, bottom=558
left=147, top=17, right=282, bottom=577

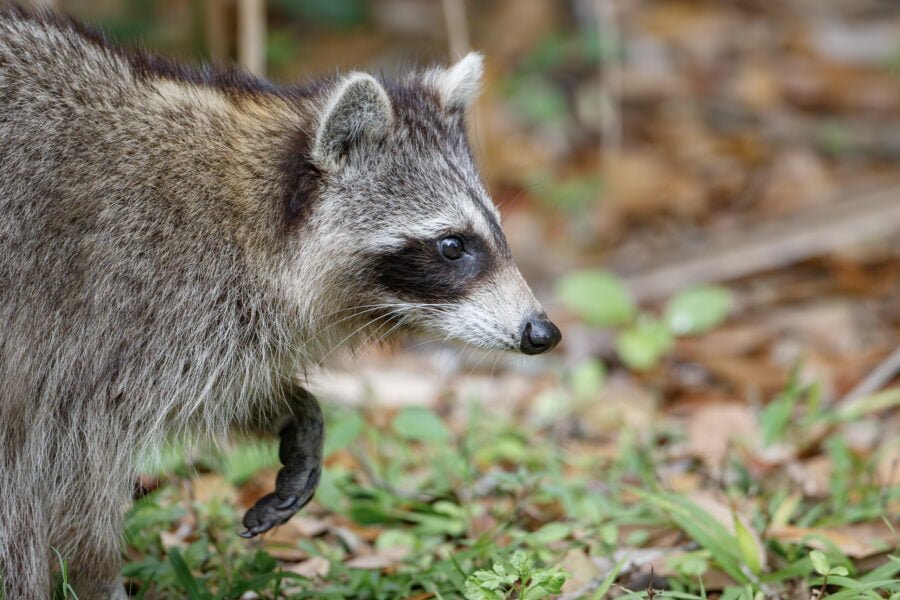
left=111, top=364, right=900, bottom=599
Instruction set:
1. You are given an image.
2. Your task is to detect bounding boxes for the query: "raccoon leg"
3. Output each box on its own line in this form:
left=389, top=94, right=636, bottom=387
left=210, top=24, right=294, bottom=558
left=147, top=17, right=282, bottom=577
left=239, top=386, right=323, bottom=538
left=59, top=491, right=130, bottom=600
left=0, top=490, right=51, bottom=599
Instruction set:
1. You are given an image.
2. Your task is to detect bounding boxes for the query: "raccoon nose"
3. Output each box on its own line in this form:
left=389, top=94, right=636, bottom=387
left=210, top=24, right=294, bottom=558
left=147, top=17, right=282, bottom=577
left=519, top=315, right=562, bottom=355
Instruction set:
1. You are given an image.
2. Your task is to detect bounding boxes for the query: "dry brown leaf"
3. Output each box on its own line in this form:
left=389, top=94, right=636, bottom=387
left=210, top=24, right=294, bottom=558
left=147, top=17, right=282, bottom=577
left=731, top=63, right=781, bottom=111
left=192, top=473, right=235, bottom=505
left=344, top=546, right=409, bottom=570
left=638, top=1, right=735, bottom=61
left=687, top=403, right=760, bottom=469
left=765, top=301, right=869, bottom=355
left=261, top=515, right=329, bottom=548
left=768, top=523, right=897, bottom=558
left=757, top=149, right=833, bottom=218
left=877, top=438, right=900, bottom=486
left=285, top=556, right=331, bottom=579
left=662, top=471, right=702, bottom=493
left=605, top=151, right=707, bottom=219
left=786, top=456, right=832, bottom=498
left=583, top=376, right=659, bottom=435
left=678, top=324, right=775, bottom=359
left=648, top=551, right=737, bottom=591
left=236, top=469, right=277, bottom=509
left=558, top=548, right=600, bottom=594
left=331, top=525, right=366, bottom=554
left=159, top=530, right=188, bottom=551
left=702, top=356, right=789, bottom=395
left=265, top=545, right=307, bottom=561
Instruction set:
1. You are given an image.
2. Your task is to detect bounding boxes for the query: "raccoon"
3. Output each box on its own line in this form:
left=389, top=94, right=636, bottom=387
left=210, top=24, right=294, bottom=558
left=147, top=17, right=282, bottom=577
left=0, top=7, right=561, bottom=599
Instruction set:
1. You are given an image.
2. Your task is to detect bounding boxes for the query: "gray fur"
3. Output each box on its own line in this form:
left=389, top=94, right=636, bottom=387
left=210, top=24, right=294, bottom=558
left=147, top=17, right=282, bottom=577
left=0, top=9, right=553, bottom=599
left=313, top=73, right=393, bottom=170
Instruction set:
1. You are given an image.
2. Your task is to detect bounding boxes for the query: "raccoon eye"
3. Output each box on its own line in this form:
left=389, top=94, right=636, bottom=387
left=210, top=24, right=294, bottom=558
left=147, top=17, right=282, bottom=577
left=439, top=236, right=464, bottom=260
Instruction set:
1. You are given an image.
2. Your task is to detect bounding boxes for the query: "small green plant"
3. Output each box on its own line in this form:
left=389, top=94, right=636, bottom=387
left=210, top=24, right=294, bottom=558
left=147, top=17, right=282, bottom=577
left=115, top=381, right=900, bottom=599
left=52, top=548, right=79, bottom=599
left=464, top=551, right=569, bottom=600
left=810, top=550, right=849, bottom=591
left=557, top=270, right=733, bottom=370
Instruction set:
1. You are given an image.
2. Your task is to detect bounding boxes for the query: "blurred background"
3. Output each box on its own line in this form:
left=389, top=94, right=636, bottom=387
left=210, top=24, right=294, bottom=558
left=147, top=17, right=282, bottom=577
left=39, top=0, right=900, bottom=380
left=19, top=0, right=900, bottom=596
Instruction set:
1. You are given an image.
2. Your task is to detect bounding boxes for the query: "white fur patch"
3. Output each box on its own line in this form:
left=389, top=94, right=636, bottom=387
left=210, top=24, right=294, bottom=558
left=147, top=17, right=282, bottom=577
left=430, top=52, right=484, bottom=110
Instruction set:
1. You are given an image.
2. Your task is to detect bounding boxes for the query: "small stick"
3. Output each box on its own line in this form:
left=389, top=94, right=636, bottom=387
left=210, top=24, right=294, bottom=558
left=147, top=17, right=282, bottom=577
left=840, top=346, right=900, bottom=404
left=440, top=0, right=470, bottom=58
left=620, top=181, right=900, bottom=302
left=237, top=0, right=266, bottom=76
left=593, top=0, right=622, bottom=175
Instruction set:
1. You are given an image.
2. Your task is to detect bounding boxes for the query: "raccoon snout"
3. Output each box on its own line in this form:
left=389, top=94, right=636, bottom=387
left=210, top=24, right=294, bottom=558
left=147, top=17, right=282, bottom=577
left=519, top=315, right=562, bottom=355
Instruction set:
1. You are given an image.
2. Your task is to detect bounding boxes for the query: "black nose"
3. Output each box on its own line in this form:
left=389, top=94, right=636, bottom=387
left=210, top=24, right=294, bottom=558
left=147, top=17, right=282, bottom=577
left=519, top=315, right=562, bottom=355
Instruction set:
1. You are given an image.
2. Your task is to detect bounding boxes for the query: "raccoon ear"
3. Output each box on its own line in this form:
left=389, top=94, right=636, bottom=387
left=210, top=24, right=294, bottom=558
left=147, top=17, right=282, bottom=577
left=429, top=52, right=484, bottom=112
left=313, top=73, right=393, bottom=170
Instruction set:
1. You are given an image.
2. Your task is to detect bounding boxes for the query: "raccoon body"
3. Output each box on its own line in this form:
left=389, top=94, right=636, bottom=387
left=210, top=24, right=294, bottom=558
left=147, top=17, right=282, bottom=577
left=0, top=8, right=560, bottom=598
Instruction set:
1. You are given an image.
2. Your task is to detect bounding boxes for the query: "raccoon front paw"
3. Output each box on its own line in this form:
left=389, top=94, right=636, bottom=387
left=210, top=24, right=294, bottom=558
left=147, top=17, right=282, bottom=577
left=238, top=464, right=321, bottom=538
left=239, top=387, right=324, bottom=539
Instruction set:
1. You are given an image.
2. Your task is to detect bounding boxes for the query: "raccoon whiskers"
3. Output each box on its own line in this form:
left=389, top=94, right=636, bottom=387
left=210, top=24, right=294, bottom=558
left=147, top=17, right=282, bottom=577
left=317, top=303, right=450, bottom=363
left=365, top=309, right=418, bottom=347
left=303, top=302, right=453, bottom=359
left=464, top=346, right=496, bottom=378
left=311, top=302, right=454, bottom=338
left=315, top=310, right=403, bottom=364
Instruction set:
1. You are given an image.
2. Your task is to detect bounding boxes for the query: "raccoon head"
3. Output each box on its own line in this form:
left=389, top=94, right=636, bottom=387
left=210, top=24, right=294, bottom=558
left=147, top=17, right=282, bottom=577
left=301, top=53, right=561, bottom=356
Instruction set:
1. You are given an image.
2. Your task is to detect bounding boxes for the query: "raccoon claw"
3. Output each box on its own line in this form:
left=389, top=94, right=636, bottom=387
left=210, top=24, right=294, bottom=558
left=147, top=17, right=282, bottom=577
left=239, top=467, right=320, bottom=538
left=240, top=493, right=297, bottom=537
left=240, top=489, right=314, bottom=537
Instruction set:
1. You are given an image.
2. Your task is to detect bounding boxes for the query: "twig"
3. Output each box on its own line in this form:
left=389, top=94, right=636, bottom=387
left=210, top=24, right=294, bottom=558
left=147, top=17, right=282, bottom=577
left=840, top=346, right=900, bottom=404
left=237, top=0, right=266, bottom=76
left=440, top=0, right=470, bottom=58
left=593, top=0, right=622, bottom=175
left=619, top=180, right=900, bottom=301
left=349, top=446, right=432, bottom=501
left=204, top=0, right=229, bottom=63
left=557, top=547, right=685, bottom=600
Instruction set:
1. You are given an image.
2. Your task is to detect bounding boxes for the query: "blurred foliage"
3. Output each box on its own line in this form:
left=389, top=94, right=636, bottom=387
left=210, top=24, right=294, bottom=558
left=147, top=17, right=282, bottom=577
left=271, top=0, right=368, bottom=28
left=114, top=380, right=900, bottom=598
left=557, top=270, right=733, bottom=370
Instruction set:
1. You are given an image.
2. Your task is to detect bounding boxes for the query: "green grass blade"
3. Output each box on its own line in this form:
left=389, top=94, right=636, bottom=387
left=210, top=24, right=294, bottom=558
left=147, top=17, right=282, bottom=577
left=168, top=548, right=210, bottom=600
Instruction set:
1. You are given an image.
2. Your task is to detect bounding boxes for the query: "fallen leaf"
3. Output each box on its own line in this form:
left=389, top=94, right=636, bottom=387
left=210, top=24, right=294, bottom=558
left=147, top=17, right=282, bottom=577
left=159, top=530, right=187, bottom=551
left=558, top=548, right=600, bottom=593
left=768, top=523, right=896, bottom=558
left=344, top=546, right=409, bottom=570
left=285, top=556, right=331, bottom=579
left=877, top=437, right=900, bottom=486
left=192, top=473, right=235, bottom=504
left=687, top=403, right=760, bottom=469
left=786, top=456, right=832, bottom=498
